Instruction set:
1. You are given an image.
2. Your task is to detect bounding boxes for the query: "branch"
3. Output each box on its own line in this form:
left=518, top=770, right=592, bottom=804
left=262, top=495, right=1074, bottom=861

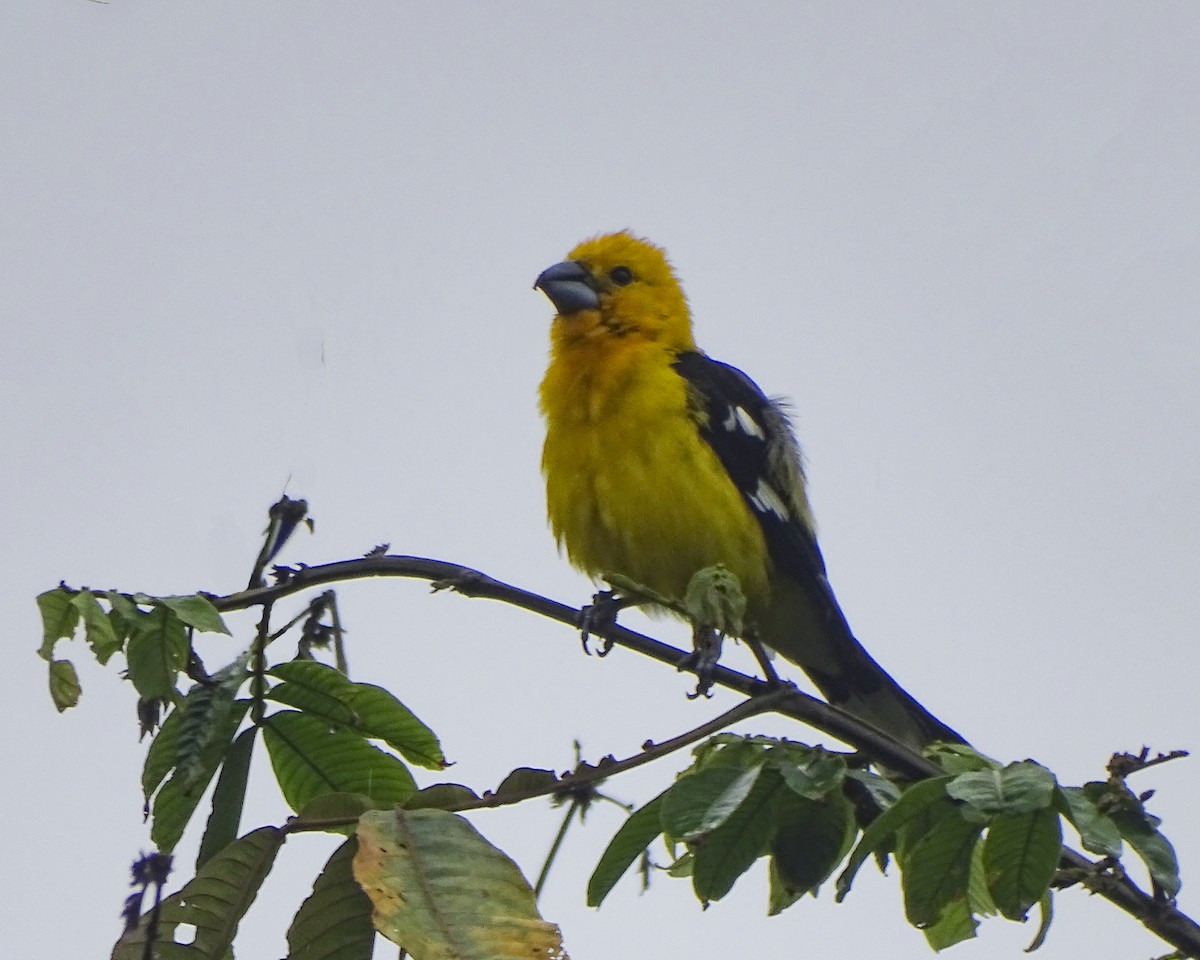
left=288, top=689, right=795, bottom=836
left=209, top=554, right=1200, bottom=958
left=212, top=556, right=929, bottom=773
left=1108, top=747, right=1190, bottom=780
left=458, top=685, right=800, bottom=810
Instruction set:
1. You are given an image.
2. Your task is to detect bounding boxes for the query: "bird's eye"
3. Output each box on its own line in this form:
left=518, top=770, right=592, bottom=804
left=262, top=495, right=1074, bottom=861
left=609, top=266, right=634, bottom=286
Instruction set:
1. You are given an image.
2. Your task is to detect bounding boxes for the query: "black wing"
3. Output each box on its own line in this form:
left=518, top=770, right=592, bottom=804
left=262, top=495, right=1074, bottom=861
left=672, top=349, right=965, bottom=746
left=671, top=350, right=827, bottom=584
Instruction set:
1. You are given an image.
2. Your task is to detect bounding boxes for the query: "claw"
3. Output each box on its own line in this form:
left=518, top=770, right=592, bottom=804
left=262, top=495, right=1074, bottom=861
left=678, top=624, right=723, bottom=698
left=577, top=590, right=628, bottom=656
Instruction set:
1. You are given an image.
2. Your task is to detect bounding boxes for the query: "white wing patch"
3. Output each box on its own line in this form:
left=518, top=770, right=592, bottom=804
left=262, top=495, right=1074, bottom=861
left=749, top=477, right=790, bottom=521
left=721, top=404, right=766, bottom=440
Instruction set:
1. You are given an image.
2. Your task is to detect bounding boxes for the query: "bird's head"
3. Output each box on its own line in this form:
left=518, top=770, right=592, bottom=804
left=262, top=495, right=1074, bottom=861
left=535, top=231, right=695, bottom=351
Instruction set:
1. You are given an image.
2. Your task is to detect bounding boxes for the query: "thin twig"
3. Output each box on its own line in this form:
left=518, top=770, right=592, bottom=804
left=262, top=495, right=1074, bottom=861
left=249, top=600, right=273, bottom=726
left=1108, top=747, right=1190, bottom=780
left=328, top=592, right=349, bottom=675
left=534, top=803, right=577, bottom=901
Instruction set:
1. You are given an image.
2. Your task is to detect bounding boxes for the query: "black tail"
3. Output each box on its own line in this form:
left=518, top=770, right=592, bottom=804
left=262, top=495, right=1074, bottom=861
left=758, top=576, right=964, bottom=750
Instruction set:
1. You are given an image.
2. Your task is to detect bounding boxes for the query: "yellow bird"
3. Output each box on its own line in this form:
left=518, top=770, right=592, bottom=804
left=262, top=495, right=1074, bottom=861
left=535, top=231, right=962, bottom=749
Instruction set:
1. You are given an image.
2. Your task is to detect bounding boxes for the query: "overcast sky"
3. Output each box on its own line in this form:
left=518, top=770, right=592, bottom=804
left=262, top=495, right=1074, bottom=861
left=5, top=4, right=1200, bottom=958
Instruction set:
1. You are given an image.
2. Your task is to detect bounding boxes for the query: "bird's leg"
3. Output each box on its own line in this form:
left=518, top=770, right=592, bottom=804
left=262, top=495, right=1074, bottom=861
left=678, top=624, right=724, bottom=698
left=577, top=590, right=638, bottom=656
left=744, top=630, right=783, bottom=687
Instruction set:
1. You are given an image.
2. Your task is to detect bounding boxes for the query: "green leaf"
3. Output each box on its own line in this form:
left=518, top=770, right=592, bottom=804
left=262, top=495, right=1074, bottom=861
left=921, top=895, right=979, bottom=951
left=1080, top=779, right=1178, bottom=897
left=106, top=590, right=141, bottom=626
left=901, top=810, right=982, bottom=928
left=587, top=791, right=668, bottom=907
left=48, top=659, right=81, bottom=712
left=113, top=826, right=285, bottom=960
left=143, top=704, right=184, bottom=802
left=37, top=586, right=79, bottom=660
left=845, top=768, right=902, bottom=809
left=287, top=838, right=375, bottom=960
left=688, top=763, right=764, bottom=841
left=692, top=766, right=785, bottom=903
left=772, top=746, right=846, bottom=800
left=660, top=765, right=745, bottom=841
left=966, top=837, right=998, bottom=918
left=898, top=794, right=961, bottom=859
left=925, top=742, right=1000, bottom=775
left=297, top=792, right=385, bottom=833
left=492, top=767, right=559, bottom=799
left=1109, top=807, right=1181, bottom=898
left=1025, top=890, right=1054, bottom=952
left=768, top=790, right=856, bottom=913
left=159, top=594, right=231, bottom=634
left=269, top=664, right=359, bottom=726
left=126, top=604, right=189, bottom=701
left=836, top=776, right=953, bottom=901
left=1055, top=787, right=1122, bottom=857
left=263, top=710, right=416, bottom=813
left=71, top=590, right=123, bottom=664
left=984, top=806, right=1062, bottom=920
left=268, top=661, right=444, bottom=769
left=666, top=850, right=693, bottom=878
left=175, top=660, right=250, bottom=791
left=946, top=761, right=1056, bottom=823
left=150, top=699, right=250, bottom=852
left=354, top=809, right=564, bottom=960
left=197, top=727, right=256, bottom=869
left=405, top=783, right=484, bottom=811
left=691, top=734, right=772, bottom=773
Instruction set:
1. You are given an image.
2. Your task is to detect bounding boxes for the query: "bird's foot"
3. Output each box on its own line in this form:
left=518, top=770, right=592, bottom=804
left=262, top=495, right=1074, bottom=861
left=577, top=590, right=634, bottom=656
left=679, top=624, right=724, bottom=698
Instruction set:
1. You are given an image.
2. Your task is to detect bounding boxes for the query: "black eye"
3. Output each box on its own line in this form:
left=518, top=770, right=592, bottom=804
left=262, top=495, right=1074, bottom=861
left=609, top=265, right=634, bottom=286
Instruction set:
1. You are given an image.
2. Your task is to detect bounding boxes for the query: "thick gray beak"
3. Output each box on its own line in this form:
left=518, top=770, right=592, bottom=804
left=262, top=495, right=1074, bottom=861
left=534, top=259, right=601, bottom=314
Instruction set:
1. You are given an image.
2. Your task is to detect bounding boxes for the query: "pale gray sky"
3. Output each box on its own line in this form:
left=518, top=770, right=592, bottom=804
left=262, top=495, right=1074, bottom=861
left=5, top=4, right=1199, bottom=958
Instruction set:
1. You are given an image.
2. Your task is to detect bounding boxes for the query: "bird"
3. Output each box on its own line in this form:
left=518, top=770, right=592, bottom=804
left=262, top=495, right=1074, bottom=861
left=534, top=230, right=963, bottom=749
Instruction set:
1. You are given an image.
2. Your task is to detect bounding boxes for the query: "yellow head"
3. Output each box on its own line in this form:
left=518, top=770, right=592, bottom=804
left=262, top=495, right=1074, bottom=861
left=535, top=231, right=696, bottom=353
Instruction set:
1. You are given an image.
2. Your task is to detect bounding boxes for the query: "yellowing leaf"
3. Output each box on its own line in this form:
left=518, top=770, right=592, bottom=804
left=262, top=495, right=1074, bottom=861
left=354, top=808, right=567, bottom=960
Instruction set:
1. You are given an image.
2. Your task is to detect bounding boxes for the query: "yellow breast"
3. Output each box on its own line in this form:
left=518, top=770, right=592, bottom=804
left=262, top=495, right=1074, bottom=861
left=539, top=336, right=771, bottom=607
